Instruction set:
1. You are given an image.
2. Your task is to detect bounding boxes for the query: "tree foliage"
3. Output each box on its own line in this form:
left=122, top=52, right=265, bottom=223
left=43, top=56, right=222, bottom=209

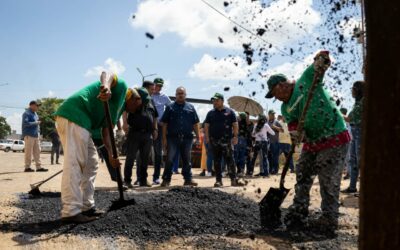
left=36, top=97, right=64, bottom=140
left=0, top=116, right=11, bottom=139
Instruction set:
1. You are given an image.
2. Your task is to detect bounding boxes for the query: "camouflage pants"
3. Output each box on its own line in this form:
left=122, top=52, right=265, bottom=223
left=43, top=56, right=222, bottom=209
left=289, top=143, right=349, bottom=222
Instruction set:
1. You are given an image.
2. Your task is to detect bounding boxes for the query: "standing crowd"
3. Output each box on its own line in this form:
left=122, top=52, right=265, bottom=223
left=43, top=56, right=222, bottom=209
left=19, top=51, right=364, bottom=231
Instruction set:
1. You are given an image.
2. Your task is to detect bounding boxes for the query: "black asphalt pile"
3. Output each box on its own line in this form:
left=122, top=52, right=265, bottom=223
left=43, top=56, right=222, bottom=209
left=3, top=187, right=260, bottom=245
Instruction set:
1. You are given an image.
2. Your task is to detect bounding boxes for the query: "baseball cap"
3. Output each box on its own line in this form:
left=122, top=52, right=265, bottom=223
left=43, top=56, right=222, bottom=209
left=136, top=87, right=151, bottom=105
left=211, top=92, right=224, bottom=101
left=29, top=100, right=41, bottom=106
left=153, top=78, right=164, bottom=86
left=265, top=74, right=288, bottom=98
left=268, top=109, right=276, bottom=115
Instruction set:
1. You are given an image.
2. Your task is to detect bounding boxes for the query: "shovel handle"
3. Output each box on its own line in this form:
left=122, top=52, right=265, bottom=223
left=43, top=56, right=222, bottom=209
left=279, top=70, right=323, bottom=189
left=103, top=101, right=125, bottom=200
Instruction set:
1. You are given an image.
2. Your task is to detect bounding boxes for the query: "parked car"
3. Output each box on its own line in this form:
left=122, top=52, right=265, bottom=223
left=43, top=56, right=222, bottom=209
left=2, top=140, right=24, bottom=152
left=0, top=139, right=13, bottom=151
left=40, top=141, right=53, bottom=153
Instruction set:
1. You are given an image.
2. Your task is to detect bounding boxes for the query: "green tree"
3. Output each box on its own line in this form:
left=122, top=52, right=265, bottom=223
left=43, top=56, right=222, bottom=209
left=36, top=97, right=64, bottom=139
left=0, top=116, right=11, bottom=139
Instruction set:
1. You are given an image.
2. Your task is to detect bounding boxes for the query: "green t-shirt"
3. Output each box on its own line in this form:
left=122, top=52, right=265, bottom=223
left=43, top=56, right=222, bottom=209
left=281, top=65, right=347, bottom=143
left=348, top=98, right=363, bottom=126
left=55, top=79, right=127, bottom=134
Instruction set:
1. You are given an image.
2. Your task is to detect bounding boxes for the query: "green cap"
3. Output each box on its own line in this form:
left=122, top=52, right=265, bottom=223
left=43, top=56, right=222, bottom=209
left=239, top=112, right=247, bottom=120
left=211, top=92, right=224, bottom=101
left=268, top=109, right=276, bottom=115
left=265, top=73, right=288, bottom=98
left=258, top=114, right=267, bottom=120
left=154, top=77, right=164, bottom=86
left=137, top=87, right=151, bottom=105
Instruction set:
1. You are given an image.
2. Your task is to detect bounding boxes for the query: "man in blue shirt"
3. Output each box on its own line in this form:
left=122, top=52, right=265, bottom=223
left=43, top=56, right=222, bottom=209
left=160, top=87, right=200, bottom=187
left=151, top=78, right=172, bottom=185
left=204, top=93, right=246, bottom=187
left=22, top=100, right=48, bottom=172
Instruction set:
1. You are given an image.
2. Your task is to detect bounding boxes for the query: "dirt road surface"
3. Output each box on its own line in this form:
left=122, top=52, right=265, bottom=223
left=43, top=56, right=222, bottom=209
left=0, top=151, right=359, bottom=249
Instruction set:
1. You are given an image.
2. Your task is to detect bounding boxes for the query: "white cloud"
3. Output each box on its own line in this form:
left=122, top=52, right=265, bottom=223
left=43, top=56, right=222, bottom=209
left=193, top=103, right=213, bottom=122
left=85, top=58, right=126, bottom=77
left=6, top=113, right=23, bottom=134
left=131, top=0, right=321, bottom=49
left=188, top=54, right=259, bottom=81
left=48, top=90, right=55, bottom=97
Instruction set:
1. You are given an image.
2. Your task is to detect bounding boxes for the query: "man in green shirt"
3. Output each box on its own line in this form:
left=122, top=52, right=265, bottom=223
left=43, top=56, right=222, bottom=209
left=54, top=72, right=128, bottom=223
left=265, top=51, right=351, bottom=233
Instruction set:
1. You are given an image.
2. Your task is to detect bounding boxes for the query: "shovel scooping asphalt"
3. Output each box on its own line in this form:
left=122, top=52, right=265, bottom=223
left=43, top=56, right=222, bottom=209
left=102, top=98, right=135, bottom=211
left=260, top=66, right=326, bottom=229
left=28, top=170, right=63, bottom=196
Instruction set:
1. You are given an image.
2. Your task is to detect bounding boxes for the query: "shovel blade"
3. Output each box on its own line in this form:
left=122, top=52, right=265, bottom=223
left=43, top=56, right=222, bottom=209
left=259, top=186, right=290, bottom=229
left=108, top=198, right=136, bottom=212
left=28, top=187, right=42, bottom=197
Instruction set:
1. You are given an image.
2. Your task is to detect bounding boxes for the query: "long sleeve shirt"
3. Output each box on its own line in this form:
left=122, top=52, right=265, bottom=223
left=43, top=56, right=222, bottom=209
left=252, top=123, right=275, bottom=142
left=22, top=108, right=40, bottom=138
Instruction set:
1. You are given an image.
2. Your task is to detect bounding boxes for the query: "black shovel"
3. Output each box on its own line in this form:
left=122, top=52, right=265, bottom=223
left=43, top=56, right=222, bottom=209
left=260, top=69, right=324, bottom=229
left=28, top=170, right=63, bottom=196
left=102, top=100, right=135, bottom=211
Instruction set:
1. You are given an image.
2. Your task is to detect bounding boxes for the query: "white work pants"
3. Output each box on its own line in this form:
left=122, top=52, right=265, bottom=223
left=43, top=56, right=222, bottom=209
left=56, top=117, right=98, bottom=218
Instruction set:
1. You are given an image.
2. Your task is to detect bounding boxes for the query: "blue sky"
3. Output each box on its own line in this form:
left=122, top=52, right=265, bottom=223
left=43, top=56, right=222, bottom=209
left=0, top=0, right=362, bottom=133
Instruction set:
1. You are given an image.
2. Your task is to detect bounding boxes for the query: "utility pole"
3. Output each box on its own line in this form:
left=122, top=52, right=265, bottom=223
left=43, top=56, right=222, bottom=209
left=360, top=0, right=400, bottom=249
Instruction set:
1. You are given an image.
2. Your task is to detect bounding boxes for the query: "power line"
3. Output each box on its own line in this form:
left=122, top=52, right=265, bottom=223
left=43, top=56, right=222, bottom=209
left=199, top=0, right=303, bottom=62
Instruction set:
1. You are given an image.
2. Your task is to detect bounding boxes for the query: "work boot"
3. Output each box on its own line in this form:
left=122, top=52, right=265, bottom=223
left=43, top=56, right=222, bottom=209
left=61, top=213, right=97, bottom=224
left=24, top=168, right=34, bottom=172
left=160, top=180, right=170, bottom=187
left=284, top=208, right=308, bottom=230
left=82, top=208, right=105, bottom=217
left=231, top=178, right=246, bottom=187
left=341, top=187, right=357, bottom=193
left=214, top=181, right=223, bottom=187
left=139, top=180, right=152, bottom=187
left=124, top=182, right=134, bottom=189
left=36, top=168, right=49, bottom=172
left=183, top=180, right=198, bottom=187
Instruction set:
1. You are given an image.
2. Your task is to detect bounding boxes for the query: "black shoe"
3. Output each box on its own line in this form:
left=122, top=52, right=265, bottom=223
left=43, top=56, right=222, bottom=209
left=254, top=173, right=261, bottom=177
left=184, top=180, right=198, bottom=187
left=199, top=171, right=206, bottom=176
left=160, top=180, right=170, bottom=187
left=341, top=187, right=357, bottom=193
left=61, top=213, right=97, bottom=224
left=343, top=174, right=350, bottom=180
left=24, top=168, right=35, bottom=172
left=51, top=162, right=54, bottom=165
left=82, top=208, right=105, bottom=217
left=133, top=180, right=140, bottom=185
left=139, top=181, right=152, bottom=187
left=214, top=181, right=223, bottom=187
left=290, top=169, right=295, bottom=173
left=36, top=168, right=49, bottom=172
left=124, top=182, right=134, bottom=189
left=231, top=178, right=246, bottom=187
left=56, top=162, right=61, bottom=165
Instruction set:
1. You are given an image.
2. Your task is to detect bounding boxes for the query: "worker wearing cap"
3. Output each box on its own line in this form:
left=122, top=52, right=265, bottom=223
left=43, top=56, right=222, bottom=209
left=151, top=77, right=172, bottom=185
left=22, top=100, right=48, bottom=172
left=123, top=87, right=157, bottom=188
left=54, top=72, right=127, bottom=223
left=265, top=51, right=351, bottom=233
left=204, top=93, right=246, bottom=187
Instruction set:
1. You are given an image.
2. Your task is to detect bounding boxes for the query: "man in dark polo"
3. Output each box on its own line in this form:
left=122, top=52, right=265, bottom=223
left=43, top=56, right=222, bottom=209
left=204, top=93, right=246, bottom=187
left=160, top=87, right=200, bottom=187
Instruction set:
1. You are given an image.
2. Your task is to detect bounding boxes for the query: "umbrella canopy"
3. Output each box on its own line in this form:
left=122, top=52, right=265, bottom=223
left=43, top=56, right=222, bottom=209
left=227, top=96, right=263, bottom=116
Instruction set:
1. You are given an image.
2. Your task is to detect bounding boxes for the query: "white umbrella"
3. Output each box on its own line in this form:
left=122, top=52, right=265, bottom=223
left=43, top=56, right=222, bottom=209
left=227, top=96, right=263, bottom=116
